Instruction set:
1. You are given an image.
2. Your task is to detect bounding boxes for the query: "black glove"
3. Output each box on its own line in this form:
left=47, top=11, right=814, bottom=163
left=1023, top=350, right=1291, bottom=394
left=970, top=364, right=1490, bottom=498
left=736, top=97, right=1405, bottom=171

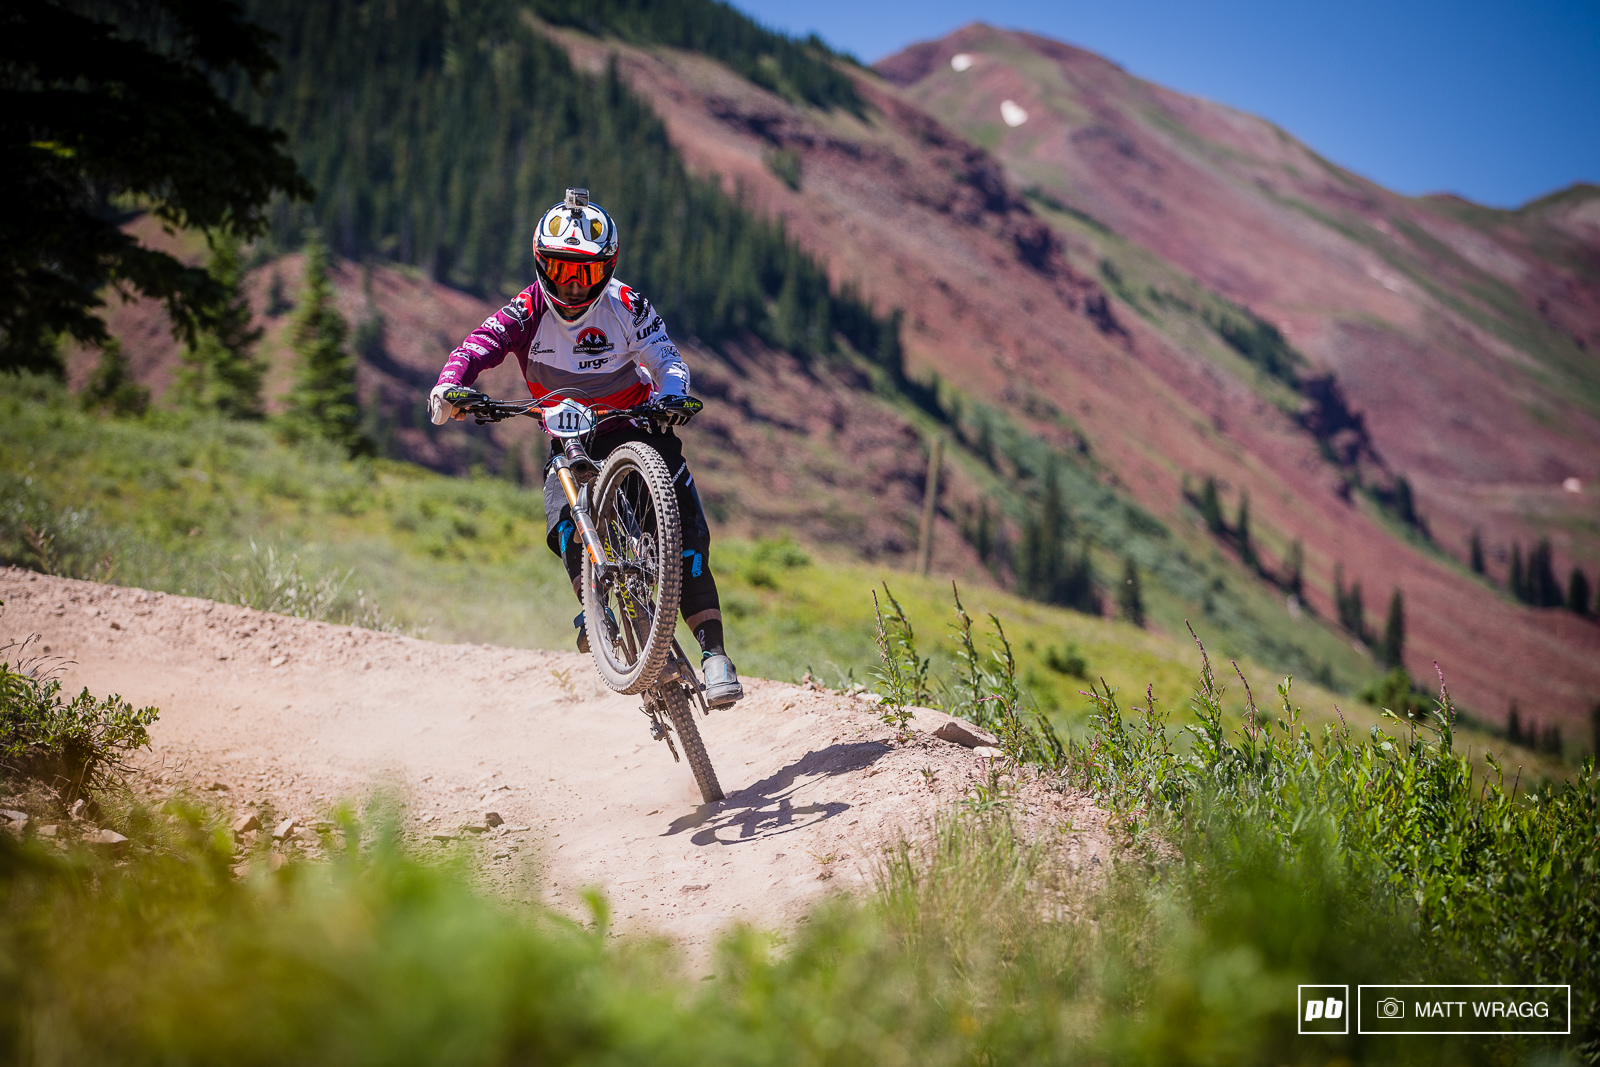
left=651, top=394, right=702, bottom=427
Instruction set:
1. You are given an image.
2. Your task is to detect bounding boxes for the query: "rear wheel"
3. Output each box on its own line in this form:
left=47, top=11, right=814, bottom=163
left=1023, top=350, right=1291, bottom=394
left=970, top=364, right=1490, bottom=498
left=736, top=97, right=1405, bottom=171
left=583, top=442, right=682, bottom=694
left=663, top=683, right=723, bottom=804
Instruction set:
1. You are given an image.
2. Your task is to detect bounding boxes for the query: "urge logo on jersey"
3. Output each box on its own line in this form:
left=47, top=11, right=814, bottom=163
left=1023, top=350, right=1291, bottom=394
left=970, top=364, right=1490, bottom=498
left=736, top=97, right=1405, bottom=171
left=573, top=328, right=614, bottom=355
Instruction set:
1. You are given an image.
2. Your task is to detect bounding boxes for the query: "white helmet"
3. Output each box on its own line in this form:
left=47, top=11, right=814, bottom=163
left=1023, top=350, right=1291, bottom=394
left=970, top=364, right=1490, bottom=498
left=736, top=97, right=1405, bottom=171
left=533, top=188, right=618, bottom=314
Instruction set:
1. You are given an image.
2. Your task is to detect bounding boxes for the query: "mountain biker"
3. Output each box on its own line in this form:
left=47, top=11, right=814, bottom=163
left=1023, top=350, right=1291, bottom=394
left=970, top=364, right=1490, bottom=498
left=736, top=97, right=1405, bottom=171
left=426, top=188, right=743, bottom=708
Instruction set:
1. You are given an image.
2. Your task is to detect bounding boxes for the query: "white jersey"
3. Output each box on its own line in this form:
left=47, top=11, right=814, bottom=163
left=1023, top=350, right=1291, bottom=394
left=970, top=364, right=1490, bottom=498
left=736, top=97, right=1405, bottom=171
left=439, top=277, right=688, bottom=407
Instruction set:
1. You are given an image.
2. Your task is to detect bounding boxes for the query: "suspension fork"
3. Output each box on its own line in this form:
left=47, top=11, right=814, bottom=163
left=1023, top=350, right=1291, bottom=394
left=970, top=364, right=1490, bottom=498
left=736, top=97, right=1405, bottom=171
left=551, top=445, right=608, bottom=572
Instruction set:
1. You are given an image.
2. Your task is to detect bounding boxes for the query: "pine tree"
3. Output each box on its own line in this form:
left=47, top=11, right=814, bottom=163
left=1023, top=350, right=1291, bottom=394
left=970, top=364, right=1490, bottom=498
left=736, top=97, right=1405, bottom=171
left=1380, top=587, right=1405, bottom=668
left=177, top=232, right=266, bottom=419
left=80, top=337, right=149, bottom=417
left=1529, top=539, right=1562, bottom=607
left=285, top=234, right=368, bottom=455
left=1507, top=701, right=1522, bottom=744
left=1510, top=543, right=1526, bottom=601
left=1118, top=555, right=1145, bottom=628
left=1334, top=564, right=1367, bottom=643
left=1568, top=567, right=1592, bottom=617
left=1392, top=475, right=1417, bottom=527
left=1199, top=475, right=1225, bottom=536
left=1235, top=489, right=1256, bottom=569
left=1469, top=529, right=1485, bottom=574
left=1284, top=538, right=1304, bottom=598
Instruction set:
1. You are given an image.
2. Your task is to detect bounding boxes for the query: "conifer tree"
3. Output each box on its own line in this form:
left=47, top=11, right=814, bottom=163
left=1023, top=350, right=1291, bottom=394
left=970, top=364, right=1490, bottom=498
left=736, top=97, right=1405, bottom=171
left=80, top=337, right=149, bottom=417
left=1529, top=539, right=1562, bottom=607
left=1507, top=701, right=1523, bottom=745
left=1199, top=476, right=1225, bottom=536
left=1284, top=538, right=1304, bottom=598
left=177, top=232, right=266, bottom=419
left=1510, top=543, right=1525, bottom=601
left=1568, top=567, right=1592, bottom=617
left=1469, top=529, right=1485, bottom=574
left=1118, top=555, right=1145, bottom=628
left=1380, top=587, right=1405, bottom=668
left=1235, top=490, right=1256, bottom=569
left=1334, top=564, right=1367, bottom=643
left=285, top=234, right=368, bottom=455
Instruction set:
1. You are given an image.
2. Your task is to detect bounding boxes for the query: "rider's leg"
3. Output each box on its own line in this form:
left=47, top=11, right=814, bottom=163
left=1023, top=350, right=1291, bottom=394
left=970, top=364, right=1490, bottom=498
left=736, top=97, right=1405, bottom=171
left=542, top=458, right=587, bottom=650
left=646, top=432, right=743, bottom=707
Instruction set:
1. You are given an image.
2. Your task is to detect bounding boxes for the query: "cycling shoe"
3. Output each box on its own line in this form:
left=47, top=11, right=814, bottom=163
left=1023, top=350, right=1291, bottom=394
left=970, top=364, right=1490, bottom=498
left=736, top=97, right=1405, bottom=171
left=700, top=653, right=744, bottom=708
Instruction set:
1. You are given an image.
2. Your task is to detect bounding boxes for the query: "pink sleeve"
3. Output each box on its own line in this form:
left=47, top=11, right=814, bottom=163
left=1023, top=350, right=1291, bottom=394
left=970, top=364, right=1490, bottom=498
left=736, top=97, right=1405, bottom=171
left=434, top=286, right=543, bottom=389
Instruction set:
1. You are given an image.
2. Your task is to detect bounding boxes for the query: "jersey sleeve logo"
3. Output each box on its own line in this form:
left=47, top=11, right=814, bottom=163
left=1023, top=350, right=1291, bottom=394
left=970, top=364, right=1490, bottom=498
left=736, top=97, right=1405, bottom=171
left=502, top=293, right=532, bottom=324
left=629, top=294, right=651, bottom=327
left=573, top=327, right=615, bottom=355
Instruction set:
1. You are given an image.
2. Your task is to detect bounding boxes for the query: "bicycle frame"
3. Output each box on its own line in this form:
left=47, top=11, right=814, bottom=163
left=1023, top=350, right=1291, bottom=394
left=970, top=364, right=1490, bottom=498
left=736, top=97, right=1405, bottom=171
left=442, top=388, right=676, bottom=580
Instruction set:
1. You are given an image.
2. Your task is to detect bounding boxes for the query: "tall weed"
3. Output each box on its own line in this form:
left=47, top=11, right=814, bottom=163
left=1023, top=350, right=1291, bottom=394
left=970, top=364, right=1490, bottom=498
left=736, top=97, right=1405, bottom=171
left=1071, top=627, right=1600, bottom=1054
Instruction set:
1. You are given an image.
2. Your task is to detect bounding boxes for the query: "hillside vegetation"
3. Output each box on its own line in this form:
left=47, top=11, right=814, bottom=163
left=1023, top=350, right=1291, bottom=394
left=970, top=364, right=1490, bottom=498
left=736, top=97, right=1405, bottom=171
left=1, top=374, right=1569, bottom=779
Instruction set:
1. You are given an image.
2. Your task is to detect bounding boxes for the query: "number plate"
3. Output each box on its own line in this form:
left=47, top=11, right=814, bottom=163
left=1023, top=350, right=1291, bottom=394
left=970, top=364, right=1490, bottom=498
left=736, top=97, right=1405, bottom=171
left=544, top=397, right=595, bottom=438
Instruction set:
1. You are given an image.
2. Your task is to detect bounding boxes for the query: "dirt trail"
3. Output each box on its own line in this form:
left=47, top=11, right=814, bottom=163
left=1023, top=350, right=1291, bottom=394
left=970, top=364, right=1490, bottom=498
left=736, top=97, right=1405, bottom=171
left=2, top=569, right=1109, bottom=948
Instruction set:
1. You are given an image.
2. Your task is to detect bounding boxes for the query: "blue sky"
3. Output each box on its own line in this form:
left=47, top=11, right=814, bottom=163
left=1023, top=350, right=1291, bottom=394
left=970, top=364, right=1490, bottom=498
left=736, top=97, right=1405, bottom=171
left=731, top=0, right=1599, bottom=209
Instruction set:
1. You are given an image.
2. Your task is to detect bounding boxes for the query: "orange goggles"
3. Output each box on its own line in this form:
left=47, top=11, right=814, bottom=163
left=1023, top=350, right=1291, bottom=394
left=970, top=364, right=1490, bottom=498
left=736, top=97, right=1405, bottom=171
left=539, top=254, right=610, bottom=287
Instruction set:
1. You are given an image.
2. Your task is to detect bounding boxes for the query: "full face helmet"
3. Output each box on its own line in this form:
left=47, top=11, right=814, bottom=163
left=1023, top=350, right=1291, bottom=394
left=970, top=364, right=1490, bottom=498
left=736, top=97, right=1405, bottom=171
left=533, top=188, right=618, bottom=314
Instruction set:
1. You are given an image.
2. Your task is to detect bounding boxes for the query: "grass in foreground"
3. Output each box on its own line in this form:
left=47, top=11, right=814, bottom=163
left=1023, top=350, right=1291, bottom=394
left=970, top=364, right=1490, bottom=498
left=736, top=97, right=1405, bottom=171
left=2, top=628, right=1594, bottom=1065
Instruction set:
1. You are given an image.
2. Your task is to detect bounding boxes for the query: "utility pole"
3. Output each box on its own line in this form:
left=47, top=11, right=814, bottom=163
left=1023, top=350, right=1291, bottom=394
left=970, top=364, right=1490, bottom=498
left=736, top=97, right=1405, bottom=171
left=916, top=435, right=943, bottom=576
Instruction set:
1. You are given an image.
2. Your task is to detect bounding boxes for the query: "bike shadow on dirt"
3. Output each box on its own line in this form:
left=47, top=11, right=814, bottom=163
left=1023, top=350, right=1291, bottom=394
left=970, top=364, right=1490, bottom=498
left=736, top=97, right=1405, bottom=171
left=663, top=740, right=894, bottom=846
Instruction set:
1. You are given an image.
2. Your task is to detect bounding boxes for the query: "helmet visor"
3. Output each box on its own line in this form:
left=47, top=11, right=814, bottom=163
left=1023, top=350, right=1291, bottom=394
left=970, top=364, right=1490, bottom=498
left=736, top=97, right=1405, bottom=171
left=538, top=253, right=611, bottom=287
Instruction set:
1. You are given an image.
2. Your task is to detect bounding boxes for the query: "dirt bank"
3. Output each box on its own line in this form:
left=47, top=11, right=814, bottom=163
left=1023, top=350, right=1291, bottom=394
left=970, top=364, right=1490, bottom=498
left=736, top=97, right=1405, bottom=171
left=1, top=569, right=1110, bottom=949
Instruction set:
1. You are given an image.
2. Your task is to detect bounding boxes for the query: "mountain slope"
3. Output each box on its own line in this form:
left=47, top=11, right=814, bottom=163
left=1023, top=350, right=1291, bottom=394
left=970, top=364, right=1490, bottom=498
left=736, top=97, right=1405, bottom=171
left=880, top=24, right=1600, bottom=578
left=538, top=19, right=1600, bottom=726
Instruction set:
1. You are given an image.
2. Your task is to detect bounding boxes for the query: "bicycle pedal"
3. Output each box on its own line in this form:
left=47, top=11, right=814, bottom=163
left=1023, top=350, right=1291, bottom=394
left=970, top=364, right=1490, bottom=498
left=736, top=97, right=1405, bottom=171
left=649, top=720, right=668, bottom=742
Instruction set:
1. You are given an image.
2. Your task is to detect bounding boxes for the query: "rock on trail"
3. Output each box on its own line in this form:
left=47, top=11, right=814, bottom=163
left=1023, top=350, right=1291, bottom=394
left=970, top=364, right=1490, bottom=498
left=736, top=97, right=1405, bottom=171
left=1, top=569, right=1109, bottom=948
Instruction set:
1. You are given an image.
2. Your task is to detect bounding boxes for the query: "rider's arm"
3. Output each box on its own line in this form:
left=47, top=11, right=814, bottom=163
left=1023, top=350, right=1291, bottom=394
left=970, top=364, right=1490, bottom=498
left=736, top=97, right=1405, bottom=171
left=435, top=286, right=541, bottom=390
left=430, top=287, right=542, bottom=423
left=625, top=292, right=690, bottom=398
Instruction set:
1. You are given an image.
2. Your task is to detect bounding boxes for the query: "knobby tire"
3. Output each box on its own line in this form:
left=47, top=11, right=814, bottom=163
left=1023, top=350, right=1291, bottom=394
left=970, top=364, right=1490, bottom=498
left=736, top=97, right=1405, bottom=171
left=583, top=441, right=681, bottom=694
left=663, top=683, right=724, bottom=803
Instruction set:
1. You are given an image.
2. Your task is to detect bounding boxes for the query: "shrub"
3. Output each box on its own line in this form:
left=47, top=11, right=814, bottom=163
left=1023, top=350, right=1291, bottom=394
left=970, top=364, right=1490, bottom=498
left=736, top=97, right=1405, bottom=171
left=0, top=638, right=157, bottom=799
left=1043, top=641, right=1088, bottom=678
left=1357, top=665, right=1428, bottom=718
left=738, top=535, right=810, bottom=588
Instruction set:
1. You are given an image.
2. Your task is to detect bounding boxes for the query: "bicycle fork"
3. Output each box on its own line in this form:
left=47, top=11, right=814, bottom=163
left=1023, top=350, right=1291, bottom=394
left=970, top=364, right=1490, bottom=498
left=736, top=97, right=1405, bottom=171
left=550, top=448, right=608, bottom=574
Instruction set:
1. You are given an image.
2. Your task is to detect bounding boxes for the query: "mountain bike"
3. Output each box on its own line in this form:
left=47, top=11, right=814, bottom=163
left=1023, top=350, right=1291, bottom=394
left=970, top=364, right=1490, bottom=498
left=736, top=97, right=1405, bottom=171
left=442, top=385, right=725, bottom=803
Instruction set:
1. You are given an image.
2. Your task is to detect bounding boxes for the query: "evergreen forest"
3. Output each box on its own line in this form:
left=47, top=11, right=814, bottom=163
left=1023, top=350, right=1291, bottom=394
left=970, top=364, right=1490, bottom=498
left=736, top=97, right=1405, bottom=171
left=527, top=0, right=865, bottom=112
left=233, top=0, right=897, bottom=370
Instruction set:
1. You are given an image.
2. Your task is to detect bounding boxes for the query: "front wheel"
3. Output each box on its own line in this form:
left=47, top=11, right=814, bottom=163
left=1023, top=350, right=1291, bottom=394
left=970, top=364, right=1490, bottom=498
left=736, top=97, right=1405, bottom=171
left=663, top=683, right=724, bottom=803
left=583, top=442, right=682, bottom=694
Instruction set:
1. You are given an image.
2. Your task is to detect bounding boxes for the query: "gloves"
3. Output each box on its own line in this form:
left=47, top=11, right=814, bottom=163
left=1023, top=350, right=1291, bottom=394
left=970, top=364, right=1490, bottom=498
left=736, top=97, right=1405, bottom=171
left=428, top=383, right=463, bottom=426
left=651, top=394, right=702, bottom=427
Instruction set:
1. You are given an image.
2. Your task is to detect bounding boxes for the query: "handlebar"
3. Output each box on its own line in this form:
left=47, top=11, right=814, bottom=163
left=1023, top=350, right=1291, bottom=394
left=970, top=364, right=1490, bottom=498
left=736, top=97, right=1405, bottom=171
left=440, top=386, right=702, bottom=429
